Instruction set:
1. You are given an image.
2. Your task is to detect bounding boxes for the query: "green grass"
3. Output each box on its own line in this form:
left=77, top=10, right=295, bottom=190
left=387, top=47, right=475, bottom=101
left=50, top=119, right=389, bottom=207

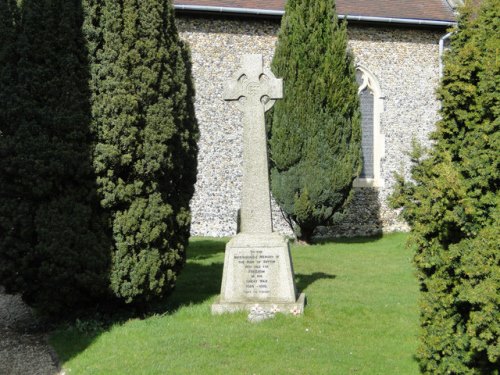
left=50, top=233, right=419, bottom=374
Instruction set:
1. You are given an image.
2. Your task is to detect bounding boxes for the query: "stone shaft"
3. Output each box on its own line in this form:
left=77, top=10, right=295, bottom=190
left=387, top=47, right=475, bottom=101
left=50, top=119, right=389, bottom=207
left=213, top=55, right=304, bottom=315
left=240, top=107, right=271, bottom=233
left=223, top=54, right=282, bottom=234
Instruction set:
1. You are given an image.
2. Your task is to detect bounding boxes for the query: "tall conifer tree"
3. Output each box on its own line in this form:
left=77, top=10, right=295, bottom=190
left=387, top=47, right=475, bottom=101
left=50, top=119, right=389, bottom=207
left=269, top=0, right=361, bottom=243
left=391, top=0, right=499, bottom=372
left=0, top=0, right=111, bottom=315
left=88, top=0, right=199, bottom=303
left=0, top=0, right=22, bottom=297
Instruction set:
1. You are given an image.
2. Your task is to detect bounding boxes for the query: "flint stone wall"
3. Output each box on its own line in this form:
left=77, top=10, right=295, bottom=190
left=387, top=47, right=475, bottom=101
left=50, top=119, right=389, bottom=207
left=177, top=16, right=442, bottom=237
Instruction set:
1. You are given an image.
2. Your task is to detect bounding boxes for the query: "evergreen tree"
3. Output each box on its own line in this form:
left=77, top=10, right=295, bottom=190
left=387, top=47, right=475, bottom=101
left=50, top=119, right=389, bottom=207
left=0, top=0, right=22, bottom=296
left=88, top=0, right=198, bottom=303
left=391, top=0, right=499, bottom=372
left=0, top=0, right=18, bottom=98
left=0, top=0, right=111, bottom=315
left=268, top=0, right=361, bottom=243
left=0, top=0, right=19, bottom=168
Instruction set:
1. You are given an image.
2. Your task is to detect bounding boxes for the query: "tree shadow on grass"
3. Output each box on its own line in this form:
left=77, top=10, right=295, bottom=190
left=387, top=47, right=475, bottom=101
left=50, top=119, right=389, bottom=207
left=187, top=238, right=227, bottom=260
left=313, top=234, right=383, bottom=245
left=155, top=261, right=224, bottom=314
left=55, top=262, right=339, bottom=365
left=53, top=239, right=339, bottom=365
left=295, top=272, right=336, bottom=292
left=153, top=238, right=227, bottom=311
left=52, top=259, right=225, bottom=364
left=52, top=239, right=227, bottom=364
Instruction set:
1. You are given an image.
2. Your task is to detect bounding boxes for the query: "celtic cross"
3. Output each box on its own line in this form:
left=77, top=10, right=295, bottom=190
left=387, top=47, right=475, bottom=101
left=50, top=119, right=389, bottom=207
left=224, top=55, right=283, bottom=234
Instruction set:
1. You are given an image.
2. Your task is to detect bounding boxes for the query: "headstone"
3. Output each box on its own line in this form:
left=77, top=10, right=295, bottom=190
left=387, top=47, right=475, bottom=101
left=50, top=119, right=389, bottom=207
left=212, top=55, right=305, bottom=315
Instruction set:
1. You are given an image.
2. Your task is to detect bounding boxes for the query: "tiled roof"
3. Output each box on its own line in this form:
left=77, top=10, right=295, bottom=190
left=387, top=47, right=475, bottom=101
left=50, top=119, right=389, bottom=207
left=175, top=0, right=284, bottom=11
left=339, top=0, right=455, bottom=21
left=174, top=0, right=456, bottom=22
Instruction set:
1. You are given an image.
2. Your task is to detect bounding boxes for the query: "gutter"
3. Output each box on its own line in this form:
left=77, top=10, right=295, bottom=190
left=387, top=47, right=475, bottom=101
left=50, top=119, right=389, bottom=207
left=174, top=5, right=457, bottom=28
left=344, top=15, right=455, bottom=27
left=174, top=5, right=284, bottom=17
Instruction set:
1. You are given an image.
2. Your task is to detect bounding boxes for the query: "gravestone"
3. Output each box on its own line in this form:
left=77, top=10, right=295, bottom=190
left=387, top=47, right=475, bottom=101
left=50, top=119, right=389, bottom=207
left=211, top=55, right=305, bottom=315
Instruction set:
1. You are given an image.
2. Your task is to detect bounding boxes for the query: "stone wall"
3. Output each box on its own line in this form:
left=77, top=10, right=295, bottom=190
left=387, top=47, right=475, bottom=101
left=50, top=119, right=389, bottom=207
left=176, top=16, right=443, bottom=237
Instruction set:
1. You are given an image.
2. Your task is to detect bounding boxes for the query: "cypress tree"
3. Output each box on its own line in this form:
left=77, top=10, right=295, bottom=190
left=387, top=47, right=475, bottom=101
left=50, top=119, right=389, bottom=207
left=89, top=0, right=198, bottom=304
left=391, top=0, right=499, bottom=372
left=0, top=0, right=111, bottom=315
left=269, top=0, right=361, bottom=243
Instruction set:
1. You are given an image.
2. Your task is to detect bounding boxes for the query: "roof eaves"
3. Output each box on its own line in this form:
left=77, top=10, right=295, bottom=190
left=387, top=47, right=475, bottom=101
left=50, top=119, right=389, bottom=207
left=173, top=5, right=457, bottom=27
left=174, top=4, right=284, bottom=17
left=344, top=15, right=456, bottom=27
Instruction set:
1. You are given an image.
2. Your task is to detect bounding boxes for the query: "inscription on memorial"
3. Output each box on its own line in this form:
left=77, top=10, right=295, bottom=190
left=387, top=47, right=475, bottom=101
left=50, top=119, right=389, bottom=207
left=234, top=250, right=280, bottom=295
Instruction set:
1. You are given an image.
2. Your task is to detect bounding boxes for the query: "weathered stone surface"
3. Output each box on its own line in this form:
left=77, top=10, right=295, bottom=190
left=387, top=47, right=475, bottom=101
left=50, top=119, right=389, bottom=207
left=223, top=54, right=282, bottom=234
left=212, top=55, right=304, bottom=315
left=218, top=234, right=296, bottom=302
left=212, top=234, right=305, bottom=315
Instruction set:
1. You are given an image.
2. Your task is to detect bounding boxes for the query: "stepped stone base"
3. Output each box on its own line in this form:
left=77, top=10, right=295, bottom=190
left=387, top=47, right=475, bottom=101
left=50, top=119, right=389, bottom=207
left=211, top=232, right=305, bottom=315
left=212, top=293, right=306, bottom=315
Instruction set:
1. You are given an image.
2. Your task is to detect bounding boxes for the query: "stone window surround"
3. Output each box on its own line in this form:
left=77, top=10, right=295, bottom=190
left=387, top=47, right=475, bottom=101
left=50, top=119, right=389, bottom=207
left=353, top=64, right=385, bottom=188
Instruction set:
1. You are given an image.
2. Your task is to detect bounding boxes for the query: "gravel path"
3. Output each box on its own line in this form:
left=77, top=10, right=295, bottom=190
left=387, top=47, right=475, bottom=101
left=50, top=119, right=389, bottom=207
left=0, top=286, right=60, bottom=375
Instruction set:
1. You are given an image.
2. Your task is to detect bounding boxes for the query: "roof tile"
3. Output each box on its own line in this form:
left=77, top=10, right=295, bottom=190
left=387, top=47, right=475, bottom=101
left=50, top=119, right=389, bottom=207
left=174, top=0, right=456, bottom=22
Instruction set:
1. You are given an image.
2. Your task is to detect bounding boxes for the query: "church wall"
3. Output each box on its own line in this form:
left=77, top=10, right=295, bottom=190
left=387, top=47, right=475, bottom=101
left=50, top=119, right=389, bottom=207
left=176, top=16, right=443, bottom=238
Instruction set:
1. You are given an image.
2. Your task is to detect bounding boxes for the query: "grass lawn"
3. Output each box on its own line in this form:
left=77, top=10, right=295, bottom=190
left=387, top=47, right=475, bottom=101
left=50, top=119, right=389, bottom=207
left=50, top=232, right=419, bottom=374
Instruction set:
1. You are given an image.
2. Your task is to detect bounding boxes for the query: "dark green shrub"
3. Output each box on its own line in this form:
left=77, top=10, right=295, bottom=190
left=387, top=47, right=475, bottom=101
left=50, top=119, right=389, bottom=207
left=88, top=0, right=199, bottom=303
left=268, top=0, right=361, bottom=243
left=0, top=0, right=20, bottom=298
left=0, top=0, right=111, bottom=315
left=391, top=0, right=499, bottom=372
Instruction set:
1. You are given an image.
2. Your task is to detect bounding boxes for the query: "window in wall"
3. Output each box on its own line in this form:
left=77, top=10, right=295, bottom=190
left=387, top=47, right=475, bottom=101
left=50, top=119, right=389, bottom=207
left=354, top=65, right=385, bottom=188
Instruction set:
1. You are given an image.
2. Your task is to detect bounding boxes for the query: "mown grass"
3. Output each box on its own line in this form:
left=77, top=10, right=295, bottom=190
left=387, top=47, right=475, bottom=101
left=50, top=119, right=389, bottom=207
left=50, top=232, right=419, bottom=374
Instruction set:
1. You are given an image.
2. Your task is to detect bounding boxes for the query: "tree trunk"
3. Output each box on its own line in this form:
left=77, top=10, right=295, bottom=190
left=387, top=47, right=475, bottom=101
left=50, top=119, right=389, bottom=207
left=297, top=226, right=315, bottom=245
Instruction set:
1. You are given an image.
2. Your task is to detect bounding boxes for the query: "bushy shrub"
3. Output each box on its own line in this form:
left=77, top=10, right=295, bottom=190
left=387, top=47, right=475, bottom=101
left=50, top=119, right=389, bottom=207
left=391, top=0, right=499, bottom=372
left=0, top=0, right=111, bottom=315
left=86, top=0, right=199, bottom=303
left=0, top=0, right=198, bottom=316
left=268, top=0, right=361, bottom=243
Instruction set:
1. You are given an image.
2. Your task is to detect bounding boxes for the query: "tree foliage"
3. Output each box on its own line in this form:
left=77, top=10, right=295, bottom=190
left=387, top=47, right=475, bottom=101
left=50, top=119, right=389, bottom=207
left=390, top=0, right=499, bottom=372
left=86, top=0, right=199, bottom=304
left=268, top=0, right=361, bottom=243
left=0, top=0, right=111, bottom=315
left=0, top=0, right=198, bottom=315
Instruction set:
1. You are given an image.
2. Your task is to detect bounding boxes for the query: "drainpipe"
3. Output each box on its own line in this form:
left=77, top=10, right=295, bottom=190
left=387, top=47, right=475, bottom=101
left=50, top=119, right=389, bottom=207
left=439, top=31, right=454, bottom=78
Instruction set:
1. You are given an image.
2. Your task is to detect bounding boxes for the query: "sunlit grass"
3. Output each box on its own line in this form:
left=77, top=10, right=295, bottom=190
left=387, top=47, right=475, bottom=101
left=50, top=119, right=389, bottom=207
left=51, top=233, right=419, bottom=374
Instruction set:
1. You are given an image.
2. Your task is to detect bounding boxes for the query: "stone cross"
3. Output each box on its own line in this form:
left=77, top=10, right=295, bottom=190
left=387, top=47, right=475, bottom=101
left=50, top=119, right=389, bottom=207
left=224, top=54, right=283, bottom=234
left=212, top=57, right=304, bottom=315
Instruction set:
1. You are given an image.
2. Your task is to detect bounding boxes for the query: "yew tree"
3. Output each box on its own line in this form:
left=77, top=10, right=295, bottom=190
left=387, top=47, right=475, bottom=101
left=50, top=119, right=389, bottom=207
left=87, top=0, right=199, bottom=304
left=0, top=0, right=111, bottom=315
left=391, top=0, right=499, bottom=372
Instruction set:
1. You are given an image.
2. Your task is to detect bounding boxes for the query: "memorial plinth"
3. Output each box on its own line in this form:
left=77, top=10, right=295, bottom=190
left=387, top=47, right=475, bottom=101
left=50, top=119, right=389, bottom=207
left=211, top=55, right=305, bottom=315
